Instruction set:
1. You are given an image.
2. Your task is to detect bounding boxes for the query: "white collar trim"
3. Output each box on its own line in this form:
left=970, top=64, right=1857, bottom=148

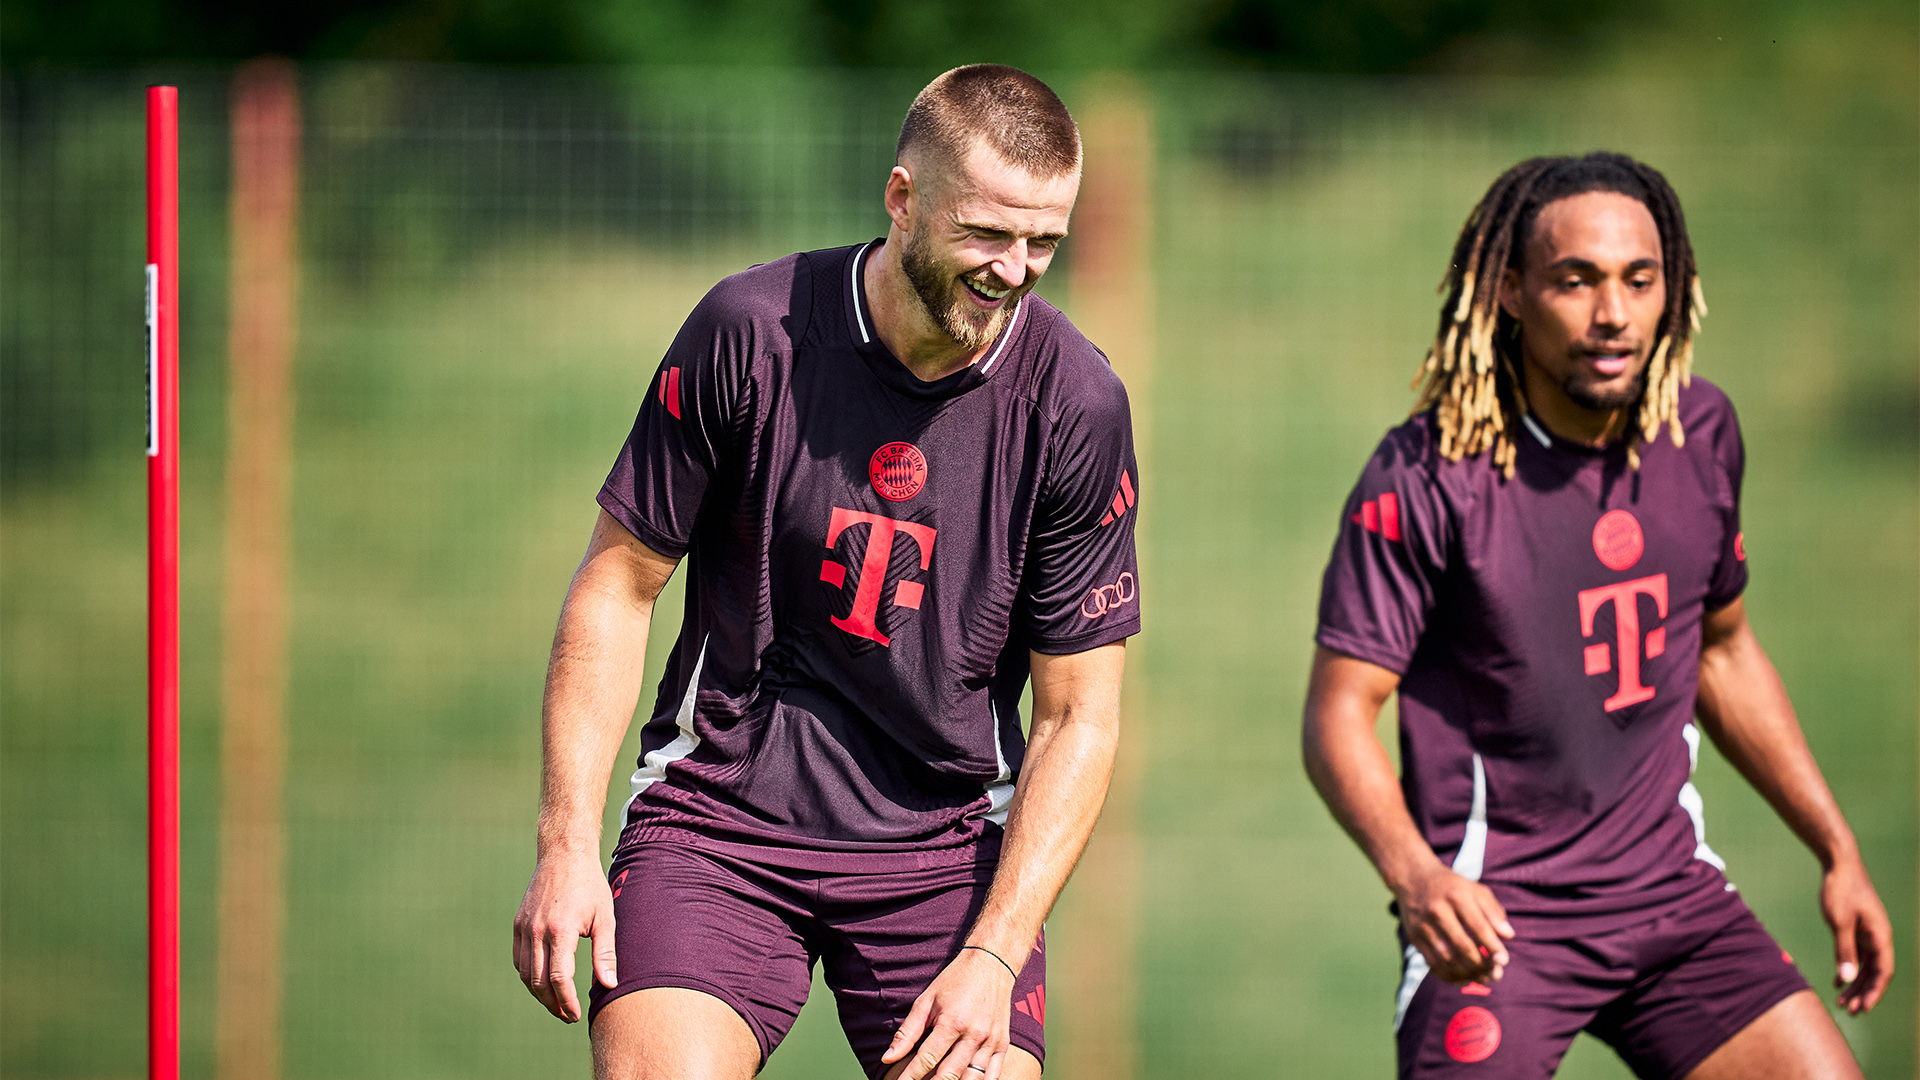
left=978, top=298, right=1023, bottom=375
left=1521, top=413, right=1552, bottom=448
left=849, top=241, right=875, bottom=344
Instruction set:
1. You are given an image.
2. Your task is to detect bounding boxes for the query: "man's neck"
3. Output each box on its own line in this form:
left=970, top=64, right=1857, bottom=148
left=1520, top=356, right=1631, bottom=448
left=863, top=235, right=994, bottom=384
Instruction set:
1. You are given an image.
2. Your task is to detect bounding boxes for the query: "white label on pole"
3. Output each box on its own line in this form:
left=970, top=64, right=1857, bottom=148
left=146, top=262, right=159, bottom=457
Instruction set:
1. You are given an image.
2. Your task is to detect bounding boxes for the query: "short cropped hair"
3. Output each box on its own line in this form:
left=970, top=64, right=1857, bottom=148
left=896, top=65, right=1081, bottom=181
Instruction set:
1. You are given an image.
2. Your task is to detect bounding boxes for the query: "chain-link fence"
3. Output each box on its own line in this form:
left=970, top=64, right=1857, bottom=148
left=4, top=63, right=1914, bottom=1079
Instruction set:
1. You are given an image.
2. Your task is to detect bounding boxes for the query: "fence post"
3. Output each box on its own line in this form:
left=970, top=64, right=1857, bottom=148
left=216, top=56, right=300, bottom=1080
left=1058, top=74, right=1155, bottom=1080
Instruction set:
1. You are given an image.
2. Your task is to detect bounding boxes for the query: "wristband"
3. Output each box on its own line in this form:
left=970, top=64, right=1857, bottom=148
left=961, top=944, right=1017, bottom=979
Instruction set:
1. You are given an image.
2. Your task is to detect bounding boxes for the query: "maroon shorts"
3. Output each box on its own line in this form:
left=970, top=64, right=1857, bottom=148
left=586, top=840, right=1046, bottom=1078
left=1395, top=884, right=1810, bottom=1078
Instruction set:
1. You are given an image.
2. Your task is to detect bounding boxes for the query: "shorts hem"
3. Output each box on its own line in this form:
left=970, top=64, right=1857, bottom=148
left=1010, top=1029, right=1047, bottom=1071
left=586, top=972, right=778, bottom=1067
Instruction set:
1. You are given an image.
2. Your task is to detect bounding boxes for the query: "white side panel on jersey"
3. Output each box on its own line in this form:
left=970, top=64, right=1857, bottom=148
left=1392, top=945, right=1431, bottom=1034
left=1679, top=722, right=1728, bottom=871
left=984, top=699, right=1015, bottom=826
left=1393, top=751, right=1488, bottom=1033
left=1453, top=753, right=1489, bottom=882
left=624, top=635, right=709, bottom=814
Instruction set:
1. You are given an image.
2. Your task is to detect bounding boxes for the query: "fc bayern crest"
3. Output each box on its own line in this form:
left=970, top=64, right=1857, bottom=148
left=869, top=442, right=927, bottom=501
left=1592, top=509, right=1645, bottom=571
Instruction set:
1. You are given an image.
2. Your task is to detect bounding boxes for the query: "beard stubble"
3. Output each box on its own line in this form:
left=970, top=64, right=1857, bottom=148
left=900, top=224, right=1012, bottom=354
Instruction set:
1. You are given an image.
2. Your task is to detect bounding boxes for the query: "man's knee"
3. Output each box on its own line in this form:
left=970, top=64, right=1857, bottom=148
left=592, top=987, right=761, bottom=1080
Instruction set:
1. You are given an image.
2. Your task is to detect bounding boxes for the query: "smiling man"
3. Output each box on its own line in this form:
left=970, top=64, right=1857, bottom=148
left=1302, top=153, right=1892, bottom=1078
left=512, top=66, right=1140, bottom=1080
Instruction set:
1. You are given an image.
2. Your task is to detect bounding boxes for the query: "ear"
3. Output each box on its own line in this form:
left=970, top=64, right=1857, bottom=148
left=1497, top=266, right=1524, bottom=320
left=884, top=166, right=915, bottom=232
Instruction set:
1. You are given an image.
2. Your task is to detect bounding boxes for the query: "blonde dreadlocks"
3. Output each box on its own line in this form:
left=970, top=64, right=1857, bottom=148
left=1412, top=153, right=1707, bottom=476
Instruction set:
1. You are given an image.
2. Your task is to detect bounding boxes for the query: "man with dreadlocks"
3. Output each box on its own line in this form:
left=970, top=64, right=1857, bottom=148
left=1302, top=152, right=1892, bottom=1078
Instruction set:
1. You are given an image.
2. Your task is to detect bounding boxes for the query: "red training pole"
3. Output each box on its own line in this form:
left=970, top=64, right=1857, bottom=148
left=146, top=84, right=181, bottom=1080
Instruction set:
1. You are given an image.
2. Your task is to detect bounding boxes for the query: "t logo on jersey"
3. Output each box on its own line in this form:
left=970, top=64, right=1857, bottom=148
left=1578, top=511, right=1666, bottom=711
left=820, top=507, right=936, bottom=647
left=1579, top=574, right=1668, bottom=711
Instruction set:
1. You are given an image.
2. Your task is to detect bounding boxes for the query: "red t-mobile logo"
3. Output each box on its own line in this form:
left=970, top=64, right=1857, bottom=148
left=819, top=507, right=936, bottom=646
left=1577, top=573, right=1668, bottom=711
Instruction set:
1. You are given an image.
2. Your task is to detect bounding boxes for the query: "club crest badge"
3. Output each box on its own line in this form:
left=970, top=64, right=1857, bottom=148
left=869, top=442, right=927, bottom=501
left=1592, top=509, right=1644, bottom=571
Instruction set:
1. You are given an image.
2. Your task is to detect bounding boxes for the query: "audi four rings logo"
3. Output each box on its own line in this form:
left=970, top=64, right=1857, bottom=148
left=1081, top=572, right=1137, bottom=619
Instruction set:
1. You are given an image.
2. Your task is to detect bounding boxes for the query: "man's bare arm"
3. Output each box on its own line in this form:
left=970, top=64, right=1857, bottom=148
left=512, top=509, right=679, bottom=1023
left=1301, top=645, right=1513, bottom=985
left=882, top=642, right=1126, bottom=1080
left=1694, top=598, right=1893, bottom=1015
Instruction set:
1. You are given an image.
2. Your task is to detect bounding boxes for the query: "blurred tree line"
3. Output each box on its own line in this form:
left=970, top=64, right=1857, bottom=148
left=4, top=0, right=1911, bottom=74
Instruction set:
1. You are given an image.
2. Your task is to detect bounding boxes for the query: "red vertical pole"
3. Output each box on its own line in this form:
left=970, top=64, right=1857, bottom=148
left=146, top=84, right=181, bottom=1080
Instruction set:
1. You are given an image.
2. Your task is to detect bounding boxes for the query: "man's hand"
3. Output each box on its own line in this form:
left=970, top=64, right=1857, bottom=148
left=1821, top=857, right=1893, bottom=1015
left=513, top=849, right=619, bottom=1023
left=881, top=948, right=1016, bottom=1080
left=1395, top=860, right=1515, bottom=986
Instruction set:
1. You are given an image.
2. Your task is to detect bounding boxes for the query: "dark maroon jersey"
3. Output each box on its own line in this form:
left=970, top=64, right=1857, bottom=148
left=598, top=241, right=1140, bottom=870
left=1317, top=379, right=1749, bottom=936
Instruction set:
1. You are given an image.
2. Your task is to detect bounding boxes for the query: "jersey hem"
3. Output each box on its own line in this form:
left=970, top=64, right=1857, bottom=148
left=1490, top=860, right=1736, bottom=939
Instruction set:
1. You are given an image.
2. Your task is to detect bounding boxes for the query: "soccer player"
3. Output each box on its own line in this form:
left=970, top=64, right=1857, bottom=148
left=1303, top=153, right=1893, bottom=1078
left=512, top=65, right=1140, bottom=1080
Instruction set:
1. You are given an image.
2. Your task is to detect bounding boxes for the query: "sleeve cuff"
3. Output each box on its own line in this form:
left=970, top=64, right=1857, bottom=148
left=1314, top=626, right=1413, bottom=676
left=1029, top=617, right=1141, bottom=656
left=596, top=488, right=691, bottom=560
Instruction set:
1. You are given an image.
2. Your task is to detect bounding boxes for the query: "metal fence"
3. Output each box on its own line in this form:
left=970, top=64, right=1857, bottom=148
left=4, top=63, right=1914, bottom=1079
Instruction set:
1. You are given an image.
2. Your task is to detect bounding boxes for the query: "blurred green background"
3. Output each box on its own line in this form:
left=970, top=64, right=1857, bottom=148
left=3, top=1, right=1915, bottom=1077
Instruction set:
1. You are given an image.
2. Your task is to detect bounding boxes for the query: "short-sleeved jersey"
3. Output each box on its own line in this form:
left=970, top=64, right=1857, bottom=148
left=1316, top=379, right=1748, bottom=936
left=598, top=241, right=1141, bottom=870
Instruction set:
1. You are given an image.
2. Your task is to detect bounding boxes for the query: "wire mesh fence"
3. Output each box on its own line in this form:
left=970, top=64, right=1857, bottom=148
left=3, top=62, right=1914, bottom=1079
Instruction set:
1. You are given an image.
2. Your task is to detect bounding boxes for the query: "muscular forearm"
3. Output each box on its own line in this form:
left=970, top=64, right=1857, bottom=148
left=1304, top=714, right=1446, bottom=892
left=534, top=512, right=676, bottom=860
left=965, top=645, right=1124, bottom=971
left=1695, top=613, right=1858, bottom=870
left=1302, top=646, right=1512, bottom=984
left=536, top=587, right=654, bottom=857
left=516, top=512, right=676, bottom=1022
left=966, top=711, right=1116, bottom=969
left=1695, top=599, right=1892, bottom=1014
left=1302, top=648, right=1439, bottom=891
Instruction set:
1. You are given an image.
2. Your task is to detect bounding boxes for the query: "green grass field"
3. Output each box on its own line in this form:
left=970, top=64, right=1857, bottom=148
left=3, top=68, right=1914, bottom=1077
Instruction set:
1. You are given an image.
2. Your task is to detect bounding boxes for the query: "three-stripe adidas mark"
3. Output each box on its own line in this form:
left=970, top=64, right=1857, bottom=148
left=1099, top=471, right=1137, bottom=527
left=1352, top=492, right=1402, bottom=541
left=657, top=365, right=682, bottom=419
left=1012, top=984, right=1046, bottom=1024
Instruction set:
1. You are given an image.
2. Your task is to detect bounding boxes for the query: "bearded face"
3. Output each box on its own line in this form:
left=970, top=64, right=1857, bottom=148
left=1560, top=363, right=1647, bottom=411
left=900, top=216, right=1022, bottom=353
